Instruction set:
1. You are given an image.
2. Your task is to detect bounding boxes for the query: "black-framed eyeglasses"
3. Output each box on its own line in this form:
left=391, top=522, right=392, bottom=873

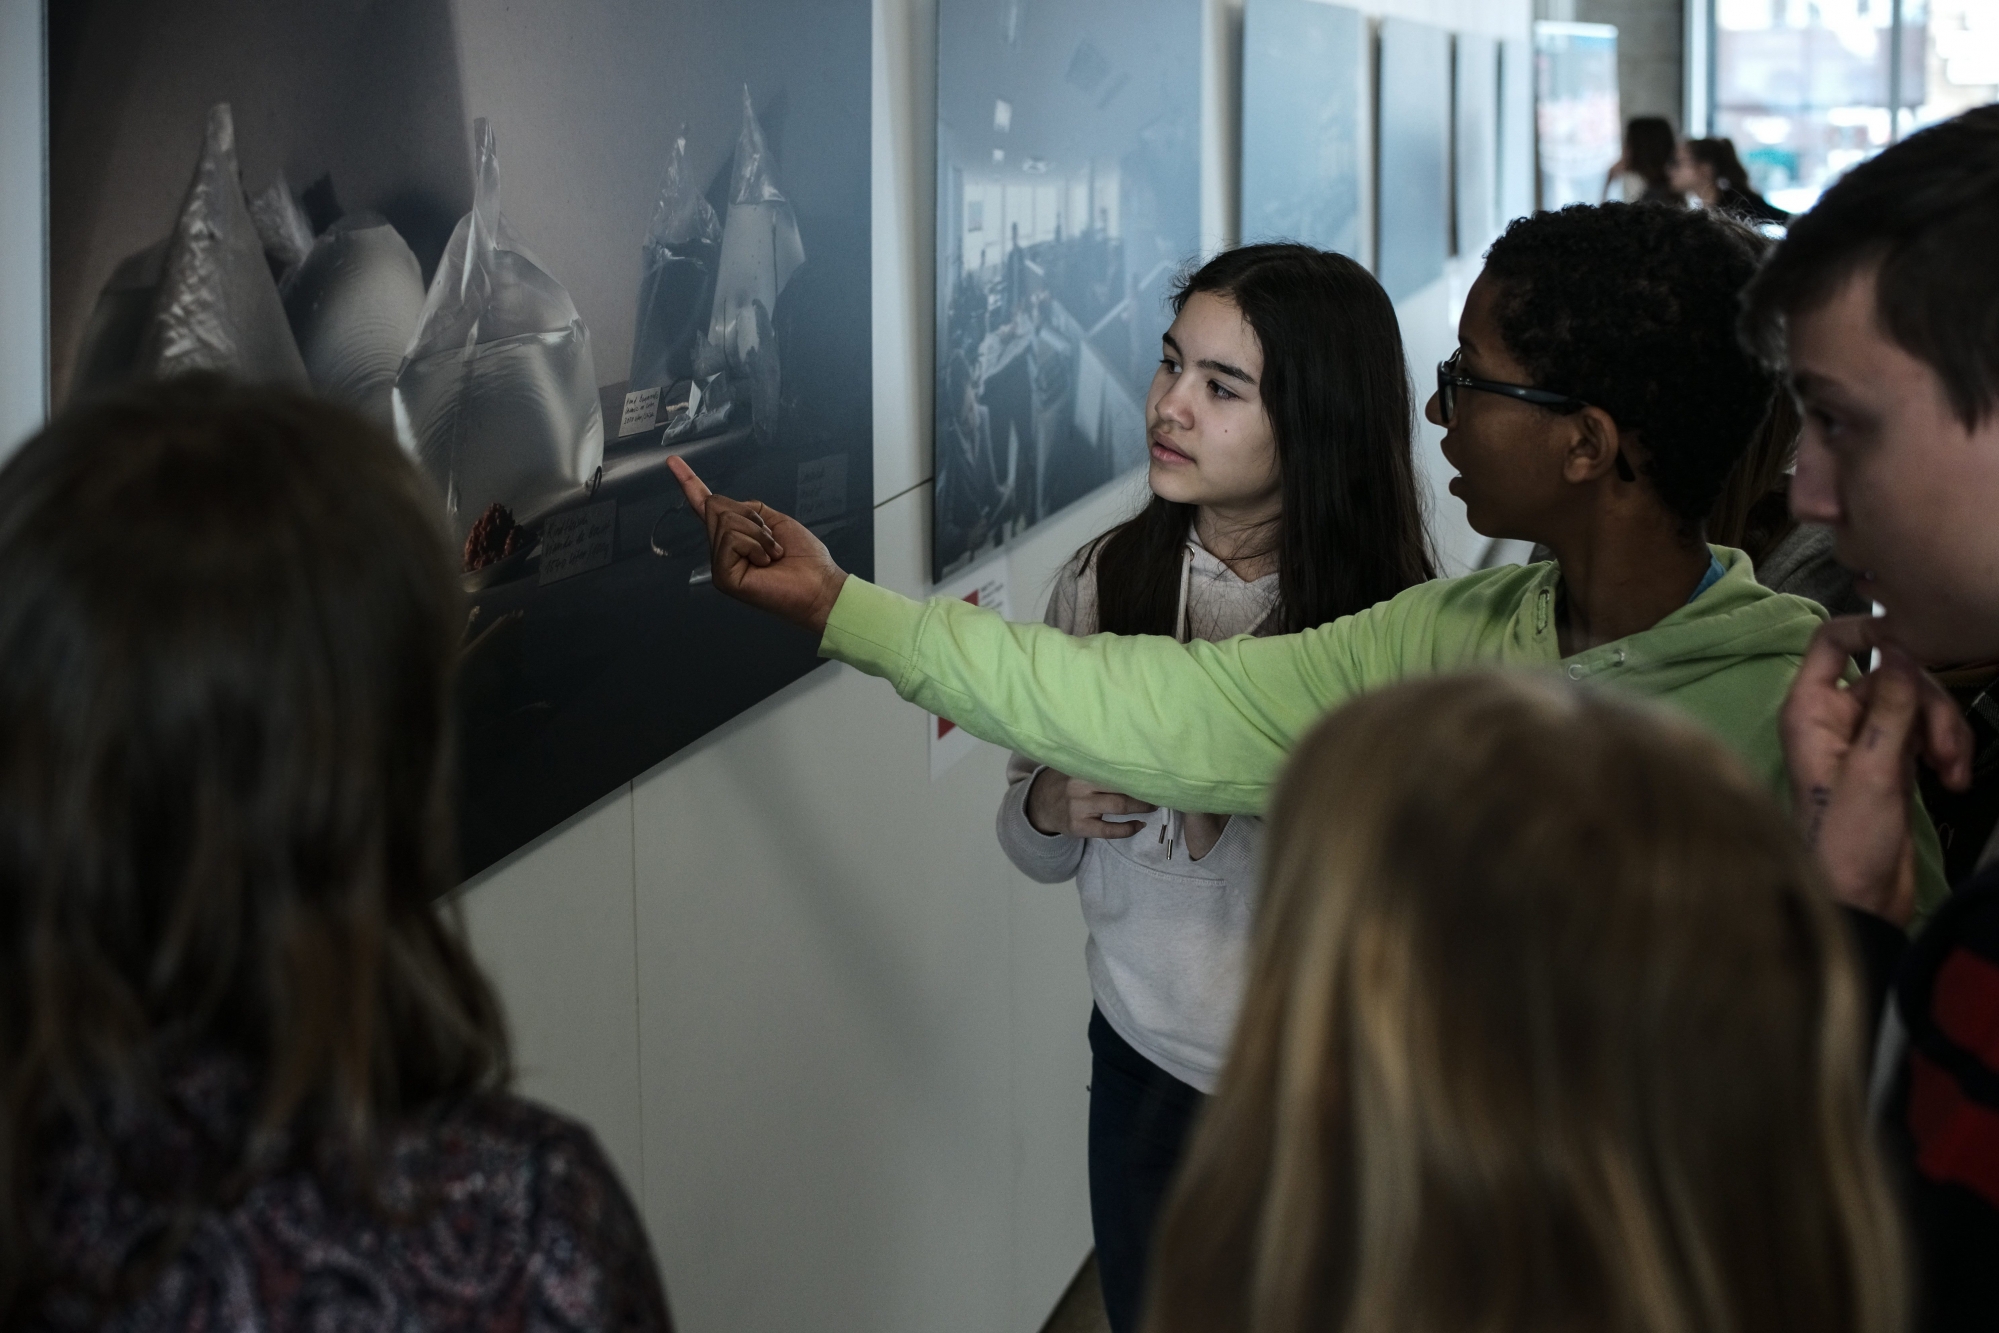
left=1435, top=351, right=1634, bottom=482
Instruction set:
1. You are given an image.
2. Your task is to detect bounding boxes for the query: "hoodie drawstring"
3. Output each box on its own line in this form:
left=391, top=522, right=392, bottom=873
left=1161, top=545, right=1195, bottom=857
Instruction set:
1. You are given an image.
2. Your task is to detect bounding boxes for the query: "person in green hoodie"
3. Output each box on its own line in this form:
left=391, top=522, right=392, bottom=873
left=668, top=202, right=1946, bottom=907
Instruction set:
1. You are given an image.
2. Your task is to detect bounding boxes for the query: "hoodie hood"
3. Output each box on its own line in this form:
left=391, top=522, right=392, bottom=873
left=1556, top=545, right=1828, bottom=696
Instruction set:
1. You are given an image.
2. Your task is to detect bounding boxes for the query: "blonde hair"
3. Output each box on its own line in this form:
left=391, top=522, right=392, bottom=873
left=1146, top=673, right=1905, bottom=1333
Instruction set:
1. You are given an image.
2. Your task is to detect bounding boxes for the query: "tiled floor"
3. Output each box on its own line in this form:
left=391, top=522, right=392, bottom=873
left=1040, top=1253, right=1111, bottom=1333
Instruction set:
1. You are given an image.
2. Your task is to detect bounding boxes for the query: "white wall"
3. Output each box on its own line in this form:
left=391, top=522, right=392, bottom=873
left=0, top=0, right=1530, bottom=1327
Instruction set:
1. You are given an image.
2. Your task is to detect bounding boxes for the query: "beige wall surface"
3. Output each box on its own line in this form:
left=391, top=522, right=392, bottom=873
left=0, top=0, right=1535, bottom=1327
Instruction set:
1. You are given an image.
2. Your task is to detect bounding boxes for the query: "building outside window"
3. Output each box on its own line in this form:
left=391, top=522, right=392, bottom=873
left=1712, top=0, right=1999, bottom=213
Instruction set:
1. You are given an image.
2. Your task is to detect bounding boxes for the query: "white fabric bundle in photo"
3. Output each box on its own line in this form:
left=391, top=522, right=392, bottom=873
left=284, top=214, right=428, bottom=429
left=392, top=118, right=605, bottom=541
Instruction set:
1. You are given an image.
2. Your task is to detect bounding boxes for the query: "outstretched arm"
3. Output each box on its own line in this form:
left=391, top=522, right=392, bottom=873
left=670, top=459, right=1380, bottom=813
left=668, top=455, right=848, bottom=631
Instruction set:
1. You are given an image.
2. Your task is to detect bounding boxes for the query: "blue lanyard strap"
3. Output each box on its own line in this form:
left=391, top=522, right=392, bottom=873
left=1688, top=553, right=1726, bottom=604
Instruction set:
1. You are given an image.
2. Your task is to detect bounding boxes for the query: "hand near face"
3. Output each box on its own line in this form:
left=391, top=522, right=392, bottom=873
left=669, top=456, right=849, bottom=635
left=1779, top=616, right=1974, bottom=925
left=1026, top=767, right=1158, bottom=840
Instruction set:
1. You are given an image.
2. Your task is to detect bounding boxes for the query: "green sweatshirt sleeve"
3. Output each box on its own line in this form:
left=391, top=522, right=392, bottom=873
left=819, top=576, right=1396, bottom=813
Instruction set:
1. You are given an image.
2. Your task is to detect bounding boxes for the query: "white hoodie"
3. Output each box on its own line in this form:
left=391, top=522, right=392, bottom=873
left=994, top=532, right=1279, bottom=1093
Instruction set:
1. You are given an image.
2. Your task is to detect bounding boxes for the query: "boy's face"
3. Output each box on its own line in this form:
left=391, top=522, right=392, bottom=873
left=1787, top=266, right=1999, bottom=663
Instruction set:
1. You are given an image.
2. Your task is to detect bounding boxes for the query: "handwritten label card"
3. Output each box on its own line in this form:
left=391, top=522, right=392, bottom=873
left=795, top=453, right=849, bottom=525
left=538, top=500, right=618, bottom=585
left=618, top=386, right=662, bottom=437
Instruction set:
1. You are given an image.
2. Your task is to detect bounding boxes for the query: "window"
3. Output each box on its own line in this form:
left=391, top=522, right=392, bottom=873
left=1711, top=0, right=1999, bottom=213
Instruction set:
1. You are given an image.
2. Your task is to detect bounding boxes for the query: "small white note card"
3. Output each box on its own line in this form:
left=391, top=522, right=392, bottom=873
left=618, top=386, right=662, bottom=437
left=795, top=453, right=849, bottom=525
left=539, top=501, right=618, bottom=585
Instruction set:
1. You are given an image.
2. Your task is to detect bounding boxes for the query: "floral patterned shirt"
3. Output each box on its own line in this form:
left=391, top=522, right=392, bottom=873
left=26, top=1057, right=673, bottom=1333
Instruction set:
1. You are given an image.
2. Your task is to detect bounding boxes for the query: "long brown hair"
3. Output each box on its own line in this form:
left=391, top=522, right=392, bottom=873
left=1624, top=116, right=1678, bottom=192
left=0, top=377, right=508, bottom=1318
left=1706, top=388, right=1802, bottom=565
left=1147, top=673, right=1905, bottom=1333
left=1689, top=137, right=1772, bottom=207
left=1086, top=243, right=1434, bottom=636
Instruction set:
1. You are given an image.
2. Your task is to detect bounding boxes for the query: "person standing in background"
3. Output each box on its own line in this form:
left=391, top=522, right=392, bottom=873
left=1604, top=115, right=1683, bottom=205
left=995, top=244, right=1434, bottom=1333
left=1676, top=136, right=1791, bottom=226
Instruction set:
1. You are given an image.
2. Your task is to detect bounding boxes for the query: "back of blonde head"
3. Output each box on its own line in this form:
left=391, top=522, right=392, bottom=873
left=1147, top=673, right=1904, bottom=1333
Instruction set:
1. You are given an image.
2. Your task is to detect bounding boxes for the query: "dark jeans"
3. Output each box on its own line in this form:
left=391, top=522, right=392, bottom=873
left=1087, top=1007, right=1205, bottom=1333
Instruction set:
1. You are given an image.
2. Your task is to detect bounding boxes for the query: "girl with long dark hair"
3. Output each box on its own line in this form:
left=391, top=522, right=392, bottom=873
left=1675, top=136, right=1791, bottom=226
left=1605, top=115, right=1683, bottom=205
left=993, top=243, right=1434, bottom=1333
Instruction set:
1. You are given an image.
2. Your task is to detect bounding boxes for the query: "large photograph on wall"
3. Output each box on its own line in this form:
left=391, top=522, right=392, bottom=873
left=1376, top=17, right=1453, bottom=304
left=1239, top=0, right=1365, bottom=259
left=1454, top=32, right=1501, bottom=261
left=933, top=0, right=1203, bottom=583
left=47, top=0, right=874, bottom=877
left=1500, top=37, right=1538, bottom=224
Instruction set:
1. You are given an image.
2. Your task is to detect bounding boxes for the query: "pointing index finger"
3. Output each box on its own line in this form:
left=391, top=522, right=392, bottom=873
left=667, top=455, right=711, bottom=517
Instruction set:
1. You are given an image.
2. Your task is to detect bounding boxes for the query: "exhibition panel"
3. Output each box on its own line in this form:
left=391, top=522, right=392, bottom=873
left=931, top=0, right=1202, bottom=582
left=45, top=0, right=875, bottom=875
left=1500, top=36, right=1537, bottom=225
left=1455, top=30, right=1501, bottom=258
left=1239, top=0, right=1366, bottom=258
left=1375, top=17, right=1453, bottom=302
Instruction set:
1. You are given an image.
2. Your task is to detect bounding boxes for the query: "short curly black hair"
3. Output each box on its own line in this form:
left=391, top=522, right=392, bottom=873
left=1481, top=203, right=1778, bottom=531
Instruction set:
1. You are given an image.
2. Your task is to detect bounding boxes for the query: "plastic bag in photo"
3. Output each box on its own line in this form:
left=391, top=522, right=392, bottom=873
left=135, top=103, right=308, bottom=387
left=249, top=172, right=316, bottom=275
left=283, top=213, right=428, bottom=428
left=66, top=239, right=166, bottom=404
left=392, top=119, right=604, bottom=542
left=629, top=127, right=721, bottom=394
left=708, top=85, right=804, bottom=433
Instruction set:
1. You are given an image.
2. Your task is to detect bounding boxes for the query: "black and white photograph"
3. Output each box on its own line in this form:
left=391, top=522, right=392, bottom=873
left=46, top=0, right=874, bottom=875
left=1239, top=0, right=1365, bottom=258
left=933, top=0, right=1202, bottom=581
left=1375, top=16, right=1453, bottom=302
